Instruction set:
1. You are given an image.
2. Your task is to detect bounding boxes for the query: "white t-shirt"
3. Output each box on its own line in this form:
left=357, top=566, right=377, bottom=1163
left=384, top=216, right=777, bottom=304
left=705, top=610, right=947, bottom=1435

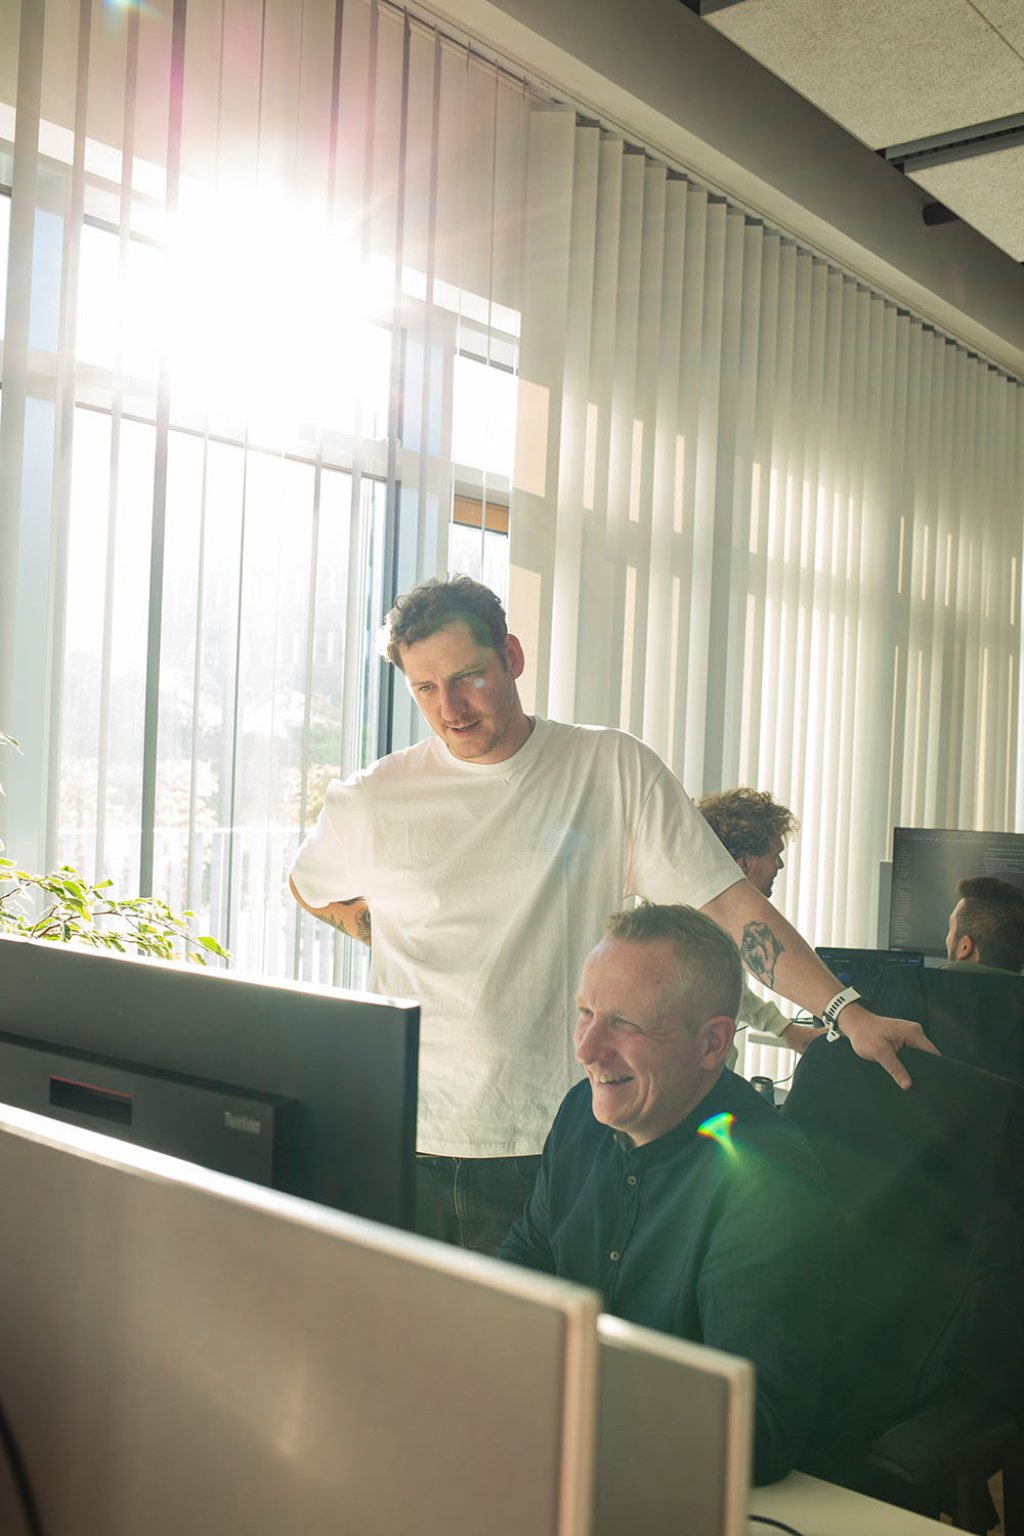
left=727, top=982, right=791, bottom=1069
left=290, top=718, right=742, bottom=1156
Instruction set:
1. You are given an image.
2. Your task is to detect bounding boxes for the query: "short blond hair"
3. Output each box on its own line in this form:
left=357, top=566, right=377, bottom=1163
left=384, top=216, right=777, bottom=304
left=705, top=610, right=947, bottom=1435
left=603, top=903, right=743, bottom=1030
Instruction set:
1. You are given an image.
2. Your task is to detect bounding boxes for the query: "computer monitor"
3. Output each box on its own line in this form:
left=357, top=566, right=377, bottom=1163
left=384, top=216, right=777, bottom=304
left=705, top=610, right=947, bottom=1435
left=889, top=827, right=1024, bottom=958
left=0, top=1104, right=600, bottom=1536
left=0, top=933, right=418, bottom=1227
left=594, top=1315, right=753, bottom=1536
left=814, top=945, right=924, bottom=1009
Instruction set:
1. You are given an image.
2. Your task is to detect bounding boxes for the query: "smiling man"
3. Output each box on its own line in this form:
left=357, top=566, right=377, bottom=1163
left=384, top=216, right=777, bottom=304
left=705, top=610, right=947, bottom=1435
left=289, top=575, right=934, bottom=1253
left=498, top=904, right=836, bottom=1486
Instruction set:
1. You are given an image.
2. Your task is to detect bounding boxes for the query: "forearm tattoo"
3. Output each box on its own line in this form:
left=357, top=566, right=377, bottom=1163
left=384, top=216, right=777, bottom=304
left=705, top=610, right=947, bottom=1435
left=321, top=897, right=372, bottom=947
left=355, top=902, right=372, bottom=946
left=740, top=920, right=783, bottom=989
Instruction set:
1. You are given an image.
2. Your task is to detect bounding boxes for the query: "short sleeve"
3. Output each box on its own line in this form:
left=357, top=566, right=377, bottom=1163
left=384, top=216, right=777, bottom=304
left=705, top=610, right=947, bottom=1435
left=628, top=750, right=744, bottom=910
left=289, top=775, right=374, bottom=909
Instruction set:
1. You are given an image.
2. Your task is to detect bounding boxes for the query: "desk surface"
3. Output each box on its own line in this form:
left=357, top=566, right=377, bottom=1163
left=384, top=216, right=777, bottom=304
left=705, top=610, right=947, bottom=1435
left=748, top=1470, right=952, bottom=1535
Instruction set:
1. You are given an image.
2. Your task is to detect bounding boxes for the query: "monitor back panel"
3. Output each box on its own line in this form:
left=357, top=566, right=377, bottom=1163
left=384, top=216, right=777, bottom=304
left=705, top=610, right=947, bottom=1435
left=594, top=1315, right=753, bottom=1536
left=0, top=1106, right=599, bottom=1536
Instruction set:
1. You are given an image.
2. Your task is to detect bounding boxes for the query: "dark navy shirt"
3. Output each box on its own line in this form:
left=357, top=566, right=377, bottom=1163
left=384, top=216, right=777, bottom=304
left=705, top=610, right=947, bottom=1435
left=498, top=1069, right=836, bottom=1485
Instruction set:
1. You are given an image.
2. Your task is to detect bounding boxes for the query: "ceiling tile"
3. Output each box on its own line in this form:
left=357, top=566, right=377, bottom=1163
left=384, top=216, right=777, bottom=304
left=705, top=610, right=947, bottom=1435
left=910, top=146, right=1024, bottom=262
left=973, top=0, right=1024, bottom=57
left=706, top=0, right=1024, bottom=148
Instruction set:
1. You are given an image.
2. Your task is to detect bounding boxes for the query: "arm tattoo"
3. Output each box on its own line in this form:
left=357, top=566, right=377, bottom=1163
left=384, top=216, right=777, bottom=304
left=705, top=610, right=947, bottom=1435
left=339, top=896, right=372, bottom=948
left=740, top=920, right=784, bottom=989
left=355, top=903, right=372, bottom=946
left=319, top=898, right=372, bottom=948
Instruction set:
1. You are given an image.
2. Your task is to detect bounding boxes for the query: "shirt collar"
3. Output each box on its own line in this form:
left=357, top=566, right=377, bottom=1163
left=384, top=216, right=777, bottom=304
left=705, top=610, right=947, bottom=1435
left=609, top=1071, right=749, bottom=1164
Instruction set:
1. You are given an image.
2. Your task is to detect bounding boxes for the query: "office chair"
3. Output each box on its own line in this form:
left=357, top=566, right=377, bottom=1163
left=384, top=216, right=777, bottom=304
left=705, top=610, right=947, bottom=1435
left=783, top=1037, right=1024, bottom=1534
left=872, top=964, right=1024, bottom=1087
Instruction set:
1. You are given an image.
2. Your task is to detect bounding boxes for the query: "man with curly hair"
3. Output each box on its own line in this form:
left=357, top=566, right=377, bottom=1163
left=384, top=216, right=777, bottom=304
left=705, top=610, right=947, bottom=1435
left=698, top=788, right=823, bottom=1056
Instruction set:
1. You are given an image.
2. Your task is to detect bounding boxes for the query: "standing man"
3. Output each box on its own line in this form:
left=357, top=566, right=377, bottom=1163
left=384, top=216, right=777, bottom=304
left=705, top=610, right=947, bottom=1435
left=290, top=576, right=934, bottom=1252
left=698, top=788, right=823, bottom=1055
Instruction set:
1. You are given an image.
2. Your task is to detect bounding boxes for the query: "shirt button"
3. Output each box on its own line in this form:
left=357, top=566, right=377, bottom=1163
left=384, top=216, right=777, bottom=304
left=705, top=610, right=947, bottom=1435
left=626, top=1175, right=637, bottom=1186
left=609, top=1250, right=620, bottom=1262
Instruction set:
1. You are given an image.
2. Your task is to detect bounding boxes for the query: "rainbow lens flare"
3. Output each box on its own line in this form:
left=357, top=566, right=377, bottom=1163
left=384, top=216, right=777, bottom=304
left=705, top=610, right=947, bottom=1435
left=697, top=1111, right=737, bottom=1157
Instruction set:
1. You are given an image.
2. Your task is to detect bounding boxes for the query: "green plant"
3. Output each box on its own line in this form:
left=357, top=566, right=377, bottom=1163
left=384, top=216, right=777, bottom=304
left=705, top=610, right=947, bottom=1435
left=0, top=730, right=228, bottom=964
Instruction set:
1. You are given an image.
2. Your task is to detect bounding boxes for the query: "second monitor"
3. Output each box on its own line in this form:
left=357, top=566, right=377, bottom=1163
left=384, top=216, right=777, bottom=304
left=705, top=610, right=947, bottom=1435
left=889, top=826, right=1024, bottom=957
left=0, top=934, right=419, bottom=1228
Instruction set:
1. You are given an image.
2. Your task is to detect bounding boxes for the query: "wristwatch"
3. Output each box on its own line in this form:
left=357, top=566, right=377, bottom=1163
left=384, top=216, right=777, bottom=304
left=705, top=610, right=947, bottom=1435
left=819, top=986, right=861, bottom=1042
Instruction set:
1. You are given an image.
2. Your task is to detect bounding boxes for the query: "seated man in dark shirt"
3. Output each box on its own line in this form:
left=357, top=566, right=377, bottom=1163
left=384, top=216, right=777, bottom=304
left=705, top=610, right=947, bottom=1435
left=498, top=902, right=836, bottom=1486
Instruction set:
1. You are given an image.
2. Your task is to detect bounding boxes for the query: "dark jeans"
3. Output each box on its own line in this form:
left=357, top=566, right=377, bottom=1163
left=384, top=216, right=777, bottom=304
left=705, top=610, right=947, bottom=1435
left=415, top=1153, right=542, bottom=1255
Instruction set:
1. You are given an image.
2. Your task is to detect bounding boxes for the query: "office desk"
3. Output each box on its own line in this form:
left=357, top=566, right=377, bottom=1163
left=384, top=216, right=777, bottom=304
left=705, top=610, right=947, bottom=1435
left=749, top=1470, right=952, bottom=1535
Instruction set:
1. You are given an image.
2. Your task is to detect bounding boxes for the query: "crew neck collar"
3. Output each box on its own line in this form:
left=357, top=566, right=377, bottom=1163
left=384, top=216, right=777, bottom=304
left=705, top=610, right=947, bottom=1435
left=431, top=715, right=544, bottom=774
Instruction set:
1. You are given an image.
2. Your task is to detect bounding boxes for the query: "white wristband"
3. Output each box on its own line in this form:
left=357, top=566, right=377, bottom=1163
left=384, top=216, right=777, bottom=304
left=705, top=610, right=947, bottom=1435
left=820, top=986, right=861, bottom=1042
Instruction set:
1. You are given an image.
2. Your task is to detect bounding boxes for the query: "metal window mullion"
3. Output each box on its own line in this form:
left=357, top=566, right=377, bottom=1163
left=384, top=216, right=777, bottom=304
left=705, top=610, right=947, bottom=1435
left=95, top=404, right=121, bottom=884
left=376, top=11, right=413, bottom=763
left=222, top=0, right=269, bottom=956
left=43, top=0, right=94, bottom=872
left=336, top=0, right=381, bottom=786
left=0, top=0, right=44, bottom=864
left=293, top=453, right=323, bottom=979
left=187, top=430, right=210, bottom=915
left=222, top=446, right=249, bottom=958
left=140, top=0, right=186, bottom=898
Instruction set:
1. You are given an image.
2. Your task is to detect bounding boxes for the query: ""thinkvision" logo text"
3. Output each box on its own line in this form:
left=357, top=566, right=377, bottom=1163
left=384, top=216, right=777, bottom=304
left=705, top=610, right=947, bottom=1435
left=224, top=1111, right=261, bottom=1135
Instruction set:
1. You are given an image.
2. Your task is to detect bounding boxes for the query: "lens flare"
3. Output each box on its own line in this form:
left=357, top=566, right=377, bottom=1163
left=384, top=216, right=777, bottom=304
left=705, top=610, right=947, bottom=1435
left=697, top=1111, right=738, bottom=1158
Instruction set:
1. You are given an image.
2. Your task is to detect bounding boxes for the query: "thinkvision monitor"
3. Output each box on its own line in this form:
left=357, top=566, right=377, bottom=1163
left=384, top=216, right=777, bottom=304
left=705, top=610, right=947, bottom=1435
left=0, top=934, right=418, bottom=1228
left=0, top=1105, right=599, bottom=1536
left=889, top=827, right=1024, bottom=958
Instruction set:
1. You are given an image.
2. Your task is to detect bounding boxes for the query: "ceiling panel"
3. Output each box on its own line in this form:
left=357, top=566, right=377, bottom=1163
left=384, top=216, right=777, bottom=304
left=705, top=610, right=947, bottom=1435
left=974, top=0, right=1024, bottom=57
left=911, top=147, right=1024, bottom=262
left=706, top=0, right=1024, bottom=148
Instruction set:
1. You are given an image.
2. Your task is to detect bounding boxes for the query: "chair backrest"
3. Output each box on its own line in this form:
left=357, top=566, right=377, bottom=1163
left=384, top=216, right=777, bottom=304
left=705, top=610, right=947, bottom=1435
left=872, top=964, right=1024, bottom=1086
left=782, top=1039, right=1024, bottom=1453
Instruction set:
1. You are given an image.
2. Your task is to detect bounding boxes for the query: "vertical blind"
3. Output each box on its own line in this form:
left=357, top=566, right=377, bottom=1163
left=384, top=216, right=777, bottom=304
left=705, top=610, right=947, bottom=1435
left=1, top=0, right=1022, bottom=1004
left=508, top=109, right=1024, bottom=957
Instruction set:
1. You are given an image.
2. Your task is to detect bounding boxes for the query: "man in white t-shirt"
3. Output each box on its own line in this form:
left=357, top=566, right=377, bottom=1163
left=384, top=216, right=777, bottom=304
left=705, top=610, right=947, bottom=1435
left=290, top=576, right=935, bottom=1251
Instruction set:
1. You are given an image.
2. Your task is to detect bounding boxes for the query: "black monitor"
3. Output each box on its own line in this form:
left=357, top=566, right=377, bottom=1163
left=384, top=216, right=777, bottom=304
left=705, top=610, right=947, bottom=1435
left=889, top=827, right=1024, bottom=958
left=0, top=934, right=418, bottom=1228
